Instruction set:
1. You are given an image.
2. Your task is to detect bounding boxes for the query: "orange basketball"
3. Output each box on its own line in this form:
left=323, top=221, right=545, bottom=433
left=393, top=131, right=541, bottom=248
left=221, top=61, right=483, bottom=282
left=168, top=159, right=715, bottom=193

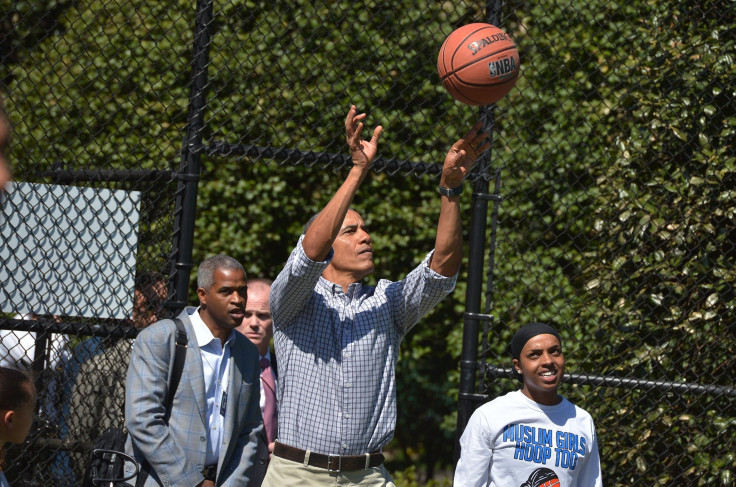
left=437, top=23, right=520, bottom=106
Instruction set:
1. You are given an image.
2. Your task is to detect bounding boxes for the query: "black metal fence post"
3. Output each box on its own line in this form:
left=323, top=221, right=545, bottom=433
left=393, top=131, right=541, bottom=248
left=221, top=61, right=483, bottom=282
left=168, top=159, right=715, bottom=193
left=455, top=105, right=496, bottom=464
left=169, top=0, right=214, bottom=313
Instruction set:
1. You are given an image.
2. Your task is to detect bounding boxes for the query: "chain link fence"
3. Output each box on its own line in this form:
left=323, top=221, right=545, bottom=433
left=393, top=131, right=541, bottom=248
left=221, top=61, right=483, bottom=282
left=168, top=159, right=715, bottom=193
left=1, top=0, right=734, bottom=485
left=459, top=1, right=736, bottom=485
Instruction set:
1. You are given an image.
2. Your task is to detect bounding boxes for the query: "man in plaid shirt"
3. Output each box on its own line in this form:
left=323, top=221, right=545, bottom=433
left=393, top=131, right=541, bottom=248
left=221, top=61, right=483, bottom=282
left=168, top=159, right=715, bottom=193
left=264, top=105, right=489, bottom=486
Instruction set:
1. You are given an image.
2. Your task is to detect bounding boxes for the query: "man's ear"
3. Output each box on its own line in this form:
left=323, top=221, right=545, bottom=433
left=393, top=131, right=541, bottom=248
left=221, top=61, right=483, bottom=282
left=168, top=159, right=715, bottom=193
left=3, top=409, right=15, bottom=427
left=197, top=287, right=207, bottom=307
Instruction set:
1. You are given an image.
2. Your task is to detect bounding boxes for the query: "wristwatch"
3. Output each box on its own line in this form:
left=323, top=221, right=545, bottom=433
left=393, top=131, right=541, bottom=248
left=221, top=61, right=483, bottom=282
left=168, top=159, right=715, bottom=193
left=438, top=183, right=463, bottom=197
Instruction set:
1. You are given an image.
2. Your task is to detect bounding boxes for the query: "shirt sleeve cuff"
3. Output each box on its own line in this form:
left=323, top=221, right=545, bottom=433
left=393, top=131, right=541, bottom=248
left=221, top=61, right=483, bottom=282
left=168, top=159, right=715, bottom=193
left=421, top=250, right=458, bottom=290
left=293, top=234, right=333, bottom=273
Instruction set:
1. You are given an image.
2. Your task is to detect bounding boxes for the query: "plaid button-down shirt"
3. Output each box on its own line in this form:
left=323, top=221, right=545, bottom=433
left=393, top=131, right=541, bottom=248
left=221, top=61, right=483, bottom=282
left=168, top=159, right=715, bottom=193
left=271, top=235, right=456, bottom=455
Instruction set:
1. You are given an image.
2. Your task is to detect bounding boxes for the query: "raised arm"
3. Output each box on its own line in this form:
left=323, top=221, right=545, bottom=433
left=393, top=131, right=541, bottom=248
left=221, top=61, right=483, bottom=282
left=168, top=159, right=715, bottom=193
left=430, top=121, right=489, bottom=277
left=301, top=105, right=382, bottom=261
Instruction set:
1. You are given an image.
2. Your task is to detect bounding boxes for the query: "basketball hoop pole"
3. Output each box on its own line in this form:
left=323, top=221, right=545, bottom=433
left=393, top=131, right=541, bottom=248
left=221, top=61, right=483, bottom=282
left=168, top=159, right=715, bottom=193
left=169, top=0, right=214, bottom=315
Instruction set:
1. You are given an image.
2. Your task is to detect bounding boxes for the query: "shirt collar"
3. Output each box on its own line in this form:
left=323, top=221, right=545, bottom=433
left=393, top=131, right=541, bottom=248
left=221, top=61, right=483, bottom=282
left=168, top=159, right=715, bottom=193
left=189, top=307, right=234, bottom=349
left=318, top=276, right=363, bottom=297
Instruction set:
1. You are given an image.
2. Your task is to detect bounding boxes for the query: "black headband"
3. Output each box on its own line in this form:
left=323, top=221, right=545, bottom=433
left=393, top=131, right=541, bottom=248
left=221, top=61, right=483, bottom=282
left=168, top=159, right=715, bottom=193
left=511, top=322, right=562, bottom=360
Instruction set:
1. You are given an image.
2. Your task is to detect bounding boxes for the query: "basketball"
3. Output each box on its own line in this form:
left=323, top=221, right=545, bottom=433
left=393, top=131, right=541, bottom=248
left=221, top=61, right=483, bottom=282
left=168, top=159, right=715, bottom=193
left=437, top=23, right=520, bottom=106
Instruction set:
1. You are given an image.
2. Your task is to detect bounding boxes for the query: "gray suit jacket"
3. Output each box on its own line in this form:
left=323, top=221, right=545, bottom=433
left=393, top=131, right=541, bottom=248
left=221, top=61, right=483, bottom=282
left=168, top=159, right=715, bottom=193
left=125, top=308, right=263, bottom=487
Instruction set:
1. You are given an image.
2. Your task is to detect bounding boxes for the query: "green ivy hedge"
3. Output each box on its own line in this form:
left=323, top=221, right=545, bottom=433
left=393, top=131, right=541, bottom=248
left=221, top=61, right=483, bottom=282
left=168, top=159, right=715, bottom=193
left=2, top=0, right=734, bottom=484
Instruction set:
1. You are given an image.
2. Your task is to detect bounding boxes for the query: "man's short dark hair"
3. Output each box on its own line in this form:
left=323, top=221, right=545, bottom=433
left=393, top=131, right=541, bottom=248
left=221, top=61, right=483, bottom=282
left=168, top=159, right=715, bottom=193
left=0, top=366, right=33, bottom=410
left=303, top=212, right=320, bottom=234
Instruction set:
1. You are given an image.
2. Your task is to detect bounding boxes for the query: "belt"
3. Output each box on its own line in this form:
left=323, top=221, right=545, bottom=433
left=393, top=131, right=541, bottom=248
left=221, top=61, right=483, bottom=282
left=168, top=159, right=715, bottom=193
left=202, top=464, right=217, bottom=482
left=274, top=441, right=384, bottom=472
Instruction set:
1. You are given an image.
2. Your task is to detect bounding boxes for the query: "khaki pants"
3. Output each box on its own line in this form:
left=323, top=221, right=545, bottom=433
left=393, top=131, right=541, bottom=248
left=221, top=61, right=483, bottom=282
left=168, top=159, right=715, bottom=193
left=262, top=454, right=396, bottom=486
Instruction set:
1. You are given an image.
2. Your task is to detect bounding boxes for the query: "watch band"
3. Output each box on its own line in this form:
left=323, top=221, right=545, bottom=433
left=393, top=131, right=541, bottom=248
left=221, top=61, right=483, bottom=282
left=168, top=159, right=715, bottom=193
left=438, top=183, right=463, bottom=197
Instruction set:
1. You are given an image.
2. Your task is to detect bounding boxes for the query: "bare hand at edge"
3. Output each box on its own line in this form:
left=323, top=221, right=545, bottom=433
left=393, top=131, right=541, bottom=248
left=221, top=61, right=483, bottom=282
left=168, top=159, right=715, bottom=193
left=441, top=121, right=490, bottom=188
left=345, top=105, right=383, bottom=170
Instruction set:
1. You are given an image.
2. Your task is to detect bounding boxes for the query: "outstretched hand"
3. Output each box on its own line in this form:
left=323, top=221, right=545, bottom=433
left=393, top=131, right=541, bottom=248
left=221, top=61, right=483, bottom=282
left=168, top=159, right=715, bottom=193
left=345, top=105, right=383, bottom=170
left=441, top=121, right=490, bottom=189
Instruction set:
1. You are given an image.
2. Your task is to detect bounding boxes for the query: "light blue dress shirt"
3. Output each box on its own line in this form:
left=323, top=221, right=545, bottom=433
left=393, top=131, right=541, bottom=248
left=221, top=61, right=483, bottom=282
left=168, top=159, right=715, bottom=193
left=271, top=235, right=456, bottom=456
left=189, top=309, right=234, bottom=466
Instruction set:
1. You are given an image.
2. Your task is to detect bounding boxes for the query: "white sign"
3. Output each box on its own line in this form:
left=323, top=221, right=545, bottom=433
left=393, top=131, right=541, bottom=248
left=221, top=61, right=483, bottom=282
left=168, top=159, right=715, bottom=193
left=0, top=182, right=141, bottom=319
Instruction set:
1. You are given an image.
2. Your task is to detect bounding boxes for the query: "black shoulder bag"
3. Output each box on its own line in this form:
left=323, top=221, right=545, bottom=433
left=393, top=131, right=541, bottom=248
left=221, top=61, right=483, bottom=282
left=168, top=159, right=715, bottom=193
left=83, top=318, right=188, bottom=487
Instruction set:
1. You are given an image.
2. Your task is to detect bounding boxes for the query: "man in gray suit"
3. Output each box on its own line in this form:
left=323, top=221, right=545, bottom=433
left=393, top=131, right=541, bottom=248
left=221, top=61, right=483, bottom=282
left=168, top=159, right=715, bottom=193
left=125, top=255, right=263, bottom=487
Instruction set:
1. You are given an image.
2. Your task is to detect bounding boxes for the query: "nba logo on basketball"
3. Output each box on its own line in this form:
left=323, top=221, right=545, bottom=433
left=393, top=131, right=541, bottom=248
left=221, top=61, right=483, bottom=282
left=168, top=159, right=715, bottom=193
left=488, top=56, right=516, bottom=80
left=437, top=23, right=520, bottom=105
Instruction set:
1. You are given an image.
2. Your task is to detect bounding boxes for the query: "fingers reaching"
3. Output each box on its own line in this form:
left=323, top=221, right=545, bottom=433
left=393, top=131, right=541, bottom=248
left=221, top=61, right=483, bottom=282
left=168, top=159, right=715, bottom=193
left=344, top=105, right=358, bottom=132
left=465, top=122, right=490, bottom=158
left=345, top=105, right=369, bottom=151
left=344, top=105, right=382, bottom=169
left=370, top=125, right=383, bottom=146
left=459, top=121, right=489, bottom=155
left=465, top=120, right=484, bottom=138
left=442, top=120, right=490, bottom=187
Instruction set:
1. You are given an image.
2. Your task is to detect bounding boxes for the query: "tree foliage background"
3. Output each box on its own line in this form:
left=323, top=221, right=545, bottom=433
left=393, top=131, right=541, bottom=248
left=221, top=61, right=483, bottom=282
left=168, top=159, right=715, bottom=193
left=1, top=0, right=734, bottom=485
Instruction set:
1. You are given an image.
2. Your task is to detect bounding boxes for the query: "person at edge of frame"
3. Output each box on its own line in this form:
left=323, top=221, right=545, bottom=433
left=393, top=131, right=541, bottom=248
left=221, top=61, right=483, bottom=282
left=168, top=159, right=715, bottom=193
left=0, top=367, right=38, bottom=487
left=454, top=322, right=603, bottom=487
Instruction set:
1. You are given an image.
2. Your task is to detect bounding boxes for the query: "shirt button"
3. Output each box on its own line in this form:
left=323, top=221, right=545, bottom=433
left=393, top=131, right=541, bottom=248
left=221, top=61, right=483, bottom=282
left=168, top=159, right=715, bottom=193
left=342, top=443, right=348, bottom=449
left=200, top=436, right=206, bottom=442
left=344, top=352, right=351, bottom=357
left=346, top=383, right=351, bottom=388
left=344, top=413, right=350, bottom=419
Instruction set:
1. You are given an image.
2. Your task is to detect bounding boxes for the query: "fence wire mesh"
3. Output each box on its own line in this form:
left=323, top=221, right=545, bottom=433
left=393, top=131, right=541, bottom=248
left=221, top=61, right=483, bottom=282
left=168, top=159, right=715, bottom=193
left=470, top=1, right=736, bottom=485
left=0, top=0, right=734, bottom=486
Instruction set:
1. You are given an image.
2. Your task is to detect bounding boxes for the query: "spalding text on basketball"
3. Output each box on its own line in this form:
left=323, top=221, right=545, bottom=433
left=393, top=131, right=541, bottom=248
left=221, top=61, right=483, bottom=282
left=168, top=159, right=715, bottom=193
left=467, top=33, right=511, bottom=55
left=488, top=56, right=516, bottom=79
